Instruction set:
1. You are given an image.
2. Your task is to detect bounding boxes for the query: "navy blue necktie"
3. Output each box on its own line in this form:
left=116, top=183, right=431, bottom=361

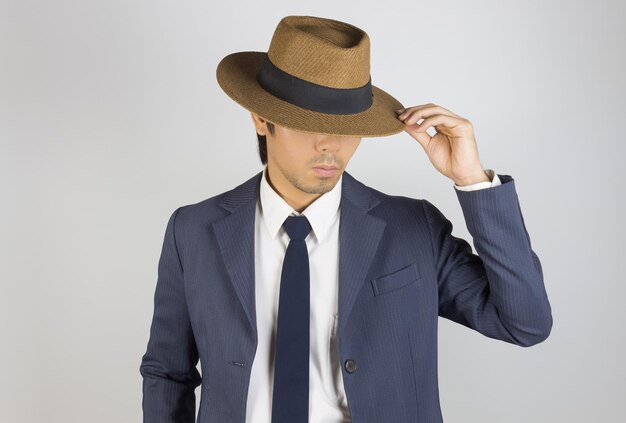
left=271, top=215, right=312, bottom=423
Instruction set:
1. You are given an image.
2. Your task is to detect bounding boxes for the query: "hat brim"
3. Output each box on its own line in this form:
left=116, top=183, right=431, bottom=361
left=216, top=51, right=406, bottom=137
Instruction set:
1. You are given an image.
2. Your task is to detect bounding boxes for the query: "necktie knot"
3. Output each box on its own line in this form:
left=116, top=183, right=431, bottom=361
left=282, top=215, right=312, bottom=241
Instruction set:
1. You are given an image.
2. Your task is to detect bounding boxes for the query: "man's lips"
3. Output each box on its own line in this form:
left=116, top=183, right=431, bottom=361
left=313, top=165, right=339, bottom=177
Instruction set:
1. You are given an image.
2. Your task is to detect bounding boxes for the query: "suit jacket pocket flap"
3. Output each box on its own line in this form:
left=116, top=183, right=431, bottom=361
left=371, top=262, right=420, bottom=296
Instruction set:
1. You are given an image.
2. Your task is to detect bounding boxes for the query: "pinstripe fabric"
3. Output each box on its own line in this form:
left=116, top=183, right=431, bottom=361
left=140, top=171, right=552, bottom=422
left=140, top=206, right=202, bottom=422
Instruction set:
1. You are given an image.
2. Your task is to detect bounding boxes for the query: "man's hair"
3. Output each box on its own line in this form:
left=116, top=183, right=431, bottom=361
left=256, top=121, right=275, bottom=165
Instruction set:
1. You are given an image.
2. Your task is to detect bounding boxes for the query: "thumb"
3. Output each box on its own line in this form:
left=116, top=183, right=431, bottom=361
left=404, top=124, right=431, bottom=151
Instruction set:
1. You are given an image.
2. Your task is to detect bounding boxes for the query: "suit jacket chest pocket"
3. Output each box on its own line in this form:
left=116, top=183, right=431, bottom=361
left=371, top=262, right=420, bottom=296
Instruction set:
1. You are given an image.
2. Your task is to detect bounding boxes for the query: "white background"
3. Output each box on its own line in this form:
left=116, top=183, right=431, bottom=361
left=1, top=0, right=625, bottom=421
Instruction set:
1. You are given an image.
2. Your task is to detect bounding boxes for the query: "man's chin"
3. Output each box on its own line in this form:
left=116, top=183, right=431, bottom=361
left=317, top=175, right=340, bottom=191
left=297, top=179, right=337, bottom=195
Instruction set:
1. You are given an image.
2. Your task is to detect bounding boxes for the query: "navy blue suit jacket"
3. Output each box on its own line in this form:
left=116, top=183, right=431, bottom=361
left=140, top=170, right=552, bottom=422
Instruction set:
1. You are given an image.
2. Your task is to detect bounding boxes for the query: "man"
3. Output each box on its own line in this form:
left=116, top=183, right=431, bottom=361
left=140, top=15, right=552, bottom=423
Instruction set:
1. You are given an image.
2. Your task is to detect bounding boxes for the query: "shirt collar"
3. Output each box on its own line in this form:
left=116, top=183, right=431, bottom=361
left=259, top=164, right=342, bottom=243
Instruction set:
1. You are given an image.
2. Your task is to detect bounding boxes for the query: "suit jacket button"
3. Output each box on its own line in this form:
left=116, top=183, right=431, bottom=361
left=344, top=359, right=357, bottom=374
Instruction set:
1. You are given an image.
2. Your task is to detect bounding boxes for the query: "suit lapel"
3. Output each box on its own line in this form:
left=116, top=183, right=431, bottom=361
left=212, top=171, right=262, bottom=343
left=211, top=170, right=386, bottom=344
left=337, top=172, right=387, bottom=334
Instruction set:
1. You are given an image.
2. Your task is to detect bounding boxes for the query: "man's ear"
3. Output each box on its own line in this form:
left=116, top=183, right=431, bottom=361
left=250, top=112, right=267, bottom=135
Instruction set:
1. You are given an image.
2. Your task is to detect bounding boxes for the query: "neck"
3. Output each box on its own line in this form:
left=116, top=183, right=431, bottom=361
left=265, top=163, right=321, bottom=213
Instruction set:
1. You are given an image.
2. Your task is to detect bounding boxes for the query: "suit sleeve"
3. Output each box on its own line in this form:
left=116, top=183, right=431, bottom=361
left=140, top=206, right=202, bottom=422
left=453, top=168, right=501, bottom=191
left=421, top=174, right=553, bottom=347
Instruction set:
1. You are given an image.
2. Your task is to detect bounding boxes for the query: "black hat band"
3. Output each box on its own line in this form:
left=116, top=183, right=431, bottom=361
left=256, top=55, right=373, bottom=115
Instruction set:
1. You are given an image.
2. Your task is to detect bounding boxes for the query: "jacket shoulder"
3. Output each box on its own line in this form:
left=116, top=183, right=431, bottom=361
left=355, top=177, right=428, bottom=214
left=169, top=171, right=261, bottom=233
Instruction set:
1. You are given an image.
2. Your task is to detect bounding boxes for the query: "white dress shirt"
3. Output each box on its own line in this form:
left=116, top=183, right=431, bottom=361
left=245, top=166, right=500, bottom=422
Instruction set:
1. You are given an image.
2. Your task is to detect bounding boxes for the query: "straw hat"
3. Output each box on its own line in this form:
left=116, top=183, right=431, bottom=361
left=216, top=15, right=406, bottom=137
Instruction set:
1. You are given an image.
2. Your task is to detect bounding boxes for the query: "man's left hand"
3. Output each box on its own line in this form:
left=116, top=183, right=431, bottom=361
left=396, top=103, right=490, bottom=186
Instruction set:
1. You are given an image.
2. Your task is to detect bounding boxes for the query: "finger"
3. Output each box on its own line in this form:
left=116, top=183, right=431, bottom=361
left=406, top=113, right=463, bottom=131
left=397, top=104, right=462, bottom=121
left=410, top=127, right=432, bottom=150
left=396, top=104, right=432, bottom=118
left=402, top=120, right=432, bottom=150
left=398, top=107, right=452, bottom=127
left=414, top=115, right=462, bottom=135
left=419, top=104, right=462, bottom=119
left=429, top=104, right=462, bottom=118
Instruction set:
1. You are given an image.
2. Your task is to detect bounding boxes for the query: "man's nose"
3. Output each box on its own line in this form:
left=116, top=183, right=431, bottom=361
left=316, top=137, right=341, bottom=152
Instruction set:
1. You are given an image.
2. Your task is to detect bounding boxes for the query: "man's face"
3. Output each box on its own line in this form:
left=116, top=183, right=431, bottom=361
left=252, top=112, right=362, bottom=197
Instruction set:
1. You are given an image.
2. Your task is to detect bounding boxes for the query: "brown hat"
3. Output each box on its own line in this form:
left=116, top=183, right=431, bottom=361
left=216, top=15, right=406, bottom=137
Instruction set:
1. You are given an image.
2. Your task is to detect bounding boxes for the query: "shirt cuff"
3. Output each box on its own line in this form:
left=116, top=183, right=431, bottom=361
left=454, top=169, right=502, bottom=191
